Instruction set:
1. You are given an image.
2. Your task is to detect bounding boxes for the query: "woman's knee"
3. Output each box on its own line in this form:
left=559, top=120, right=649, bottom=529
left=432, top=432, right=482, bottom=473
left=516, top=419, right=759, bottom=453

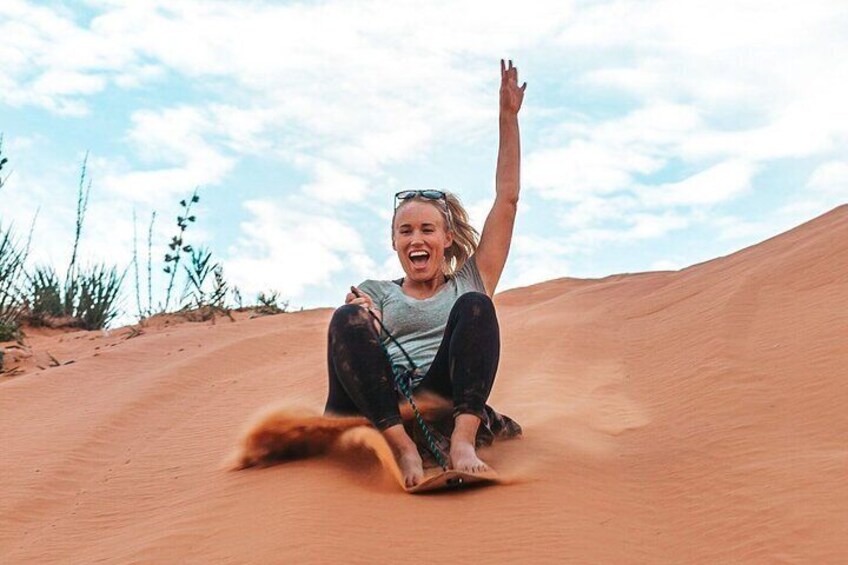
left=330, top=303, right=371, bottom=331
left=453, top=291, right=496, bottom=320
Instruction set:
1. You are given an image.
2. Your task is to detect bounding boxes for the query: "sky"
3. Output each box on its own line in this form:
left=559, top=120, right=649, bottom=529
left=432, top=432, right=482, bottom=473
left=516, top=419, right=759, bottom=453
left=1, top=0, right=847, bottom=323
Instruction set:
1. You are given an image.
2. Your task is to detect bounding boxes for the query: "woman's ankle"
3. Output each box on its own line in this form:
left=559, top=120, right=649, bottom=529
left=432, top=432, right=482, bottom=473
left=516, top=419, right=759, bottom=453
left=451, top=413, right=481, bottom=445
left=381, top=423, right=418, bottom=455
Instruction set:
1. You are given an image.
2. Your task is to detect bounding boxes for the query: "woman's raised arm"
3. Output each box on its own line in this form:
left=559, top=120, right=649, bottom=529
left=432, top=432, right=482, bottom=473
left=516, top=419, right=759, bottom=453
left=476, top=58, right=526, bottom=296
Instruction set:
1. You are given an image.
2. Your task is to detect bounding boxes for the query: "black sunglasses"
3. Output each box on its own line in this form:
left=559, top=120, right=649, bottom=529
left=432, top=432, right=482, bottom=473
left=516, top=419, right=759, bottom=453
left=395, top=189, right=446, bottom=202
left=393, top=190, right=453, bottom=227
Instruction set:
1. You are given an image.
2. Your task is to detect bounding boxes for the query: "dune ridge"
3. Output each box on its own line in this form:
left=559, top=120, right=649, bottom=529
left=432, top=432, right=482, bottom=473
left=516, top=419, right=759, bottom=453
left=1, top=206, right=847, bottom=563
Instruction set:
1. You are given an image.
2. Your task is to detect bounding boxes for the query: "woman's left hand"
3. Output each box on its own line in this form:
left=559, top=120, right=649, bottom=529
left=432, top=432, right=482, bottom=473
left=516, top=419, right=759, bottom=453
left=500, top=58, right=527, bottom=115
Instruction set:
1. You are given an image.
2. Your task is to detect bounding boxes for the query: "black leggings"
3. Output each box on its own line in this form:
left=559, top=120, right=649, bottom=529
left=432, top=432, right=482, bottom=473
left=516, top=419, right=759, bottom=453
left=324, top=291, right=500, bottom=431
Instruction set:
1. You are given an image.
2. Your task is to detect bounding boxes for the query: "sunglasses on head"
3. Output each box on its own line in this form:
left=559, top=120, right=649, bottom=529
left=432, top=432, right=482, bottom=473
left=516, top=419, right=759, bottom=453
left=394, top=189, right=446, bottom=204
left=393, top=190, right=453, bottom=228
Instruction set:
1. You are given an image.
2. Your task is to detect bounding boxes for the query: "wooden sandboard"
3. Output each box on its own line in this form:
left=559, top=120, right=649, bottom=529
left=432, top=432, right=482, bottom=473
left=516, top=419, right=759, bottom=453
left=405, top=469, right=501, bottom=494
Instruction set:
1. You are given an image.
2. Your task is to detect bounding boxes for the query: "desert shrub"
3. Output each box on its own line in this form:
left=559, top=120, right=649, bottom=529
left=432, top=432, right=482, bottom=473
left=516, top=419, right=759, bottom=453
left=163, top=189, right=199, bottom=311
left=75, top=264, right=125, bottom=330
left=231, top=286, right=244, bottom=309
left=0, top=225, right=26, bottom=341
left=181, top=246, right=213, bottom=309
left=131, top=209, right=157, bottom=319
left=63, top=154, right=91, bottom=317
left=179, top=245, right=232, bottom=314
left=27, top=265, right=64, bottom=323
left=210, top=265, right=228, bottom=309
left=0, top=147, right=125, bottom=334
left=256, top=290, right=288, bottom=315
left=0, top=139, right=25, bottom=340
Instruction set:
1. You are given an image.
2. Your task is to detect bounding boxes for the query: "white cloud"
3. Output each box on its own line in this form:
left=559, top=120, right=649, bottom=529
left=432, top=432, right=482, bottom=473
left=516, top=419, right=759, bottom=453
left=711, top=215, right=773, bottom=243
left=591, top=103, right=703, bottom=148
left=625, top=212, right=690, bottom=239
left=522, top=0, right=846, bottom=255
left=0, top=0, right=560, bottom=189
left=224, top=199, right=376, bottom=299
left=560, top=0, right=848, bottom=155
left=650, top=259, right=683, bottom=271
left=501, top=234, right=573, bottom=289
left=566, top=212, right=690, bottom=248
left=557, top=195, right=636, bottom=229
left=777, top=161, right=848, bottom=221
left=464, top=197, right=494, bottom=234
left=298, top=157, right=372, bottom=204
left=525, top=140, right=664, bottom=202
left=640, top=160, right=757, bottom=207
left=679, top=99, right=843, bottom=162
left=522, top=0, right=848, bottom=251
left=99, top=106, right=237, bottom=203
left=806, top=161, right=848, bottom=196
left=0, top=0, right=136, bottom=113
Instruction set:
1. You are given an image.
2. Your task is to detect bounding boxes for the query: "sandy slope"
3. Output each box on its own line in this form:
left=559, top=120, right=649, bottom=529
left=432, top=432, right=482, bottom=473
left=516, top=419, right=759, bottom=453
left=1, top=206, right=847, bottom=563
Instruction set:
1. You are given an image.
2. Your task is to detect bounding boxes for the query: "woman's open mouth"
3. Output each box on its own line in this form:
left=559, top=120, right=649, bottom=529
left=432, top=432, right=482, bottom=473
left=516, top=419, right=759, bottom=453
left=408, top=250, right=430, bottom=269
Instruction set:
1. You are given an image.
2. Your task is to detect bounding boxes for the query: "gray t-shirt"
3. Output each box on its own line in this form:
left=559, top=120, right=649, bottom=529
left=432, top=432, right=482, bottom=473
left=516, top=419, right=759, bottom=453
left=357, top=254, right=487, bottom=387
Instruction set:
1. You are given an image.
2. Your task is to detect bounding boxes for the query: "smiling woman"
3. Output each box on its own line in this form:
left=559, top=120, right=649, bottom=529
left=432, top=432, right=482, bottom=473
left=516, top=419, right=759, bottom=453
left=392, top=189, right=477, bottom=284
left=323, top=59, right=527, bottom=488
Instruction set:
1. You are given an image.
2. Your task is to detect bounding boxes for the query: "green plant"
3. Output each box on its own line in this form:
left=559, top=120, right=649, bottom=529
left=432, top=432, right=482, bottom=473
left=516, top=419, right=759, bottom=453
left=131, top=209, right=161, bottom=320
left=26, top=265, right=63, bottom=324
left=0, top=146, right=125, bottom=334
left=0, top=225, right=26, bottom=341
left=210, top=265, right=228, bottom=309
left=181, top=246, right=214, bottom=309
left=76, top=264, right=125, bottom=330
left=163, top=189, right=199, bottom=311
left=64, top=154, right=91, bottom=317
left=0, top=133, right=9, bottom=192
left=146, top=210, right=156, bottom=318
left=132, top=209, right=142, bottom=319
left=179, top=246, right=232, bottom=322
left=0, top=142, right=28, bottom=341
left=256, top=290, right=288, bottom=315
left=231, top=286, right=243, bottom=309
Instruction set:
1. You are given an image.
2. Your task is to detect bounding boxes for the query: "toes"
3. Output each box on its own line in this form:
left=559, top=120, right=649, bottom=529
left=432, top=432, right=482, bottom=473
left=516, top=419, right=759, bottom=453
left=470, top=461, right=490, bottom=474
left=410, top=469, right=424, bottom=487
left=455, top=460, right=487, bottom=474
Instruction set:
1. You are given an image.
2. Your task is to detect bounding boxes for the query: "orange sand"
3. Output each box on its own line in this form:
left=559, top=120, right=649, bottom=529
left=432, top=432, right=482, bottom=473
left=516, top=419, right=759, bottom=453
left=1, top=206, right=847, bottom=563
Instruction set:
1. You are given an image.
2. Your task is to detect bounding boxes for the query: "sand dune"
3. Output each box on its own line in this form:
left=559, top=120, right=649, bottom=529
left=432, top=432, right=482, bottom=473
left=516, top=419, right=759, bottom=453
left=1, top=206, right=847, bottom=563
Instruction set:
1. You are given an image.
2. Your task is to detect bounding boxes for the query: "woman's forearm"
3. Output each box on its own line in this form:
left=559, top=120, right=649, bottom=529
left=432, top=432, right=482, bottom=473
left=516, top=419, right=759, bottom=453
left=496, top=112, right=521, bottom=204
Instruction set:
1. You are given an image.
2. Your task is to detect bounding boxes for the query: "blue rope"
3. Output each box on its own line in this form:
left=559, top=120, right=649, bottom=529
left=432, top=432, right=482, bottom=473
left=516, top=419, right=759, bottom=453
left=355, top=300, right=449, bottom=471
left=393, top=368, right=449, bottom=471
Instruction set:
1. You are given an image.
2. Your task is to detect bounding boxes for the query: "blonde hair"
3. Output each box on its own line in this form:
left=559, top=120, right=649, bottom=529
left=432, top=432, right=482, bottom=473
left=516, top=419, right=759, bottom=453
left=392, top=191, right=479, bottom=276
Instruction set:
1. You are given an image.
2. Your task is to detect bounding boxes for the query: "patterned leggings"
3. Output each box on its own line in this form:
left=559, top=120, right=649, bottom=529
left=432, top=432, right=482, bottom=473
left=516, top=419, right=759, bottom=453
left=324, top=292, right=500, bottom=431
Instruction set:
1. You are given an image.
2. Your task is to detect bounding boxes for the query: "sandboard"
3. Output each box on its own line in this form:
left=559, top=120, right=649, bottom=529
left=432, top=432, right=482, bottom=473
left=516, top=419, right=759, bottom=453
left=405, top=469, right=501, bottom=494
left=231, top=405, right=506, bottom=494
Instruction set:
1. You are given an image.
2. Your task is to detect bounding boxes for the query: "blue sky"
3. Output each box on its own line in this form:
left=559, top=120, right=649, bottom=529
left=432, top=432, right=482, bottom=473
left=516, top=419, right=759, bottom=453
left=1, top=0, right=847, bottom=323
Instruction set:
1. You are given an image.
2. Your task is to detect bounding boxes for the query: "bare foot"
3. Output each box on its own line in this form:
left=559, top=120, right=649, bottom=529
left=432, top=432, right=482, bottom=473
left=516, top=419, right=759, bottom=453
left=381, top=424, right=424, bottom=487
left=397, top=449, right=424, bottom=488
left=449, top=441, right=490, bottom=474
left=450, top=413, right=490, bottom=473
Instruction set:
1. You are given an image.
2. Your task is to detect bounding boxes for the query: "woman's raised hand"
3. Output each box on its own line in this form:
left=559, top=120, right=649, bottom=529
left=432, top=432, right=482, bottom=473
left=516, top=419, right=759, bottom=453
left=500, top=58, right=527, bottom=116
